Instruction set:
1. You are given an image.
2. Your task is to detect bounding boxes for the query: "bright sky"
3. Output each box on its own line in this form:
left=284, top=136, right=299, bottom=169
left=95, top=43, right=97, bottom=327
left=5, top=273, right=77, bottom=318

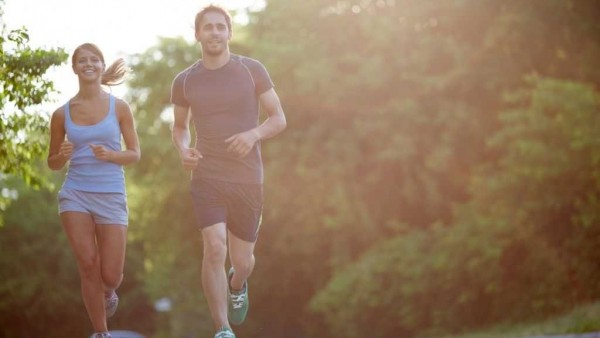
left=3, top=0, right=264, bottom=111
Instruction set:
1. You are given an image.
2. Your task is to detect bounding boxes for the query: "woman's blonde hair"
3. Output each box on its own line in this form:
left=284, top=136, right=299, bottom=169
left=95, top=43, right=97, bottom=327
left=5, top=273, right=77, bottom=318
left=72, top=43, right=128, bottom=86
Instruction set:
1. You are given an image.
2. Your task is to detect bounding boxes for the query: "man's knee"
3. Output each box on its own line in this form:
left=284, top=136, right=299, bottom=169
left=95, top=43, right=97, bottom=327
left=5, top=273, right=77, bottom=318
left=231, top=254, right=255, bottom=276
left=203, top=238, right=228, bottom=265
left=201, top=224, right=228, bottom=264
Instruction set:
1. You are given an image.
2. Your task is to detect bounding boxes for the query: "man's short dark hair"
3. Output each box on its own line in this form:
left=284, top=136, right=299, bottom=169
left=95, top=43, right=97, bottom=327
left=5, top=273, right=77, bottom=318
left=195, top=4, right=232, bottom=34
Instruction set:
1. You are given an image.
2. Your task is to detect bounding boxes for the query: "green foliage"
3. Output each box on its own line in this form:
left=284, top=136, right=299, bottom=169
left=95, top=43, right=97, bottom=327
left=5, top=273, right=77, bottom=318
left=438, top=300, right=600, bottom=338
left=311, top=219, right=571, bottom=337
left=486, top=76, right=600, bottom=301
left=242, top=2, right=500, bottom=332
left=0, top=26, right=68, bottom=189
left=0, top=173, right=88, bottom=337
left=310, top=77, right=600, bottom=336
left=5, top=0, right=600, bottom=337
left=242, top=1, right=600, bottom=336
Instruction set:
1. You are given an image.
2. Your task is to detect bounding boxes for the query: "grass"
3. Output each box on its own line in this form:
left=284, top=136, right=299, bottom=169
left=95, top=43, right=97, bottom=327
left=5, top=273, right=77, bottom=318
left=421, top=301, right=600, bottom=338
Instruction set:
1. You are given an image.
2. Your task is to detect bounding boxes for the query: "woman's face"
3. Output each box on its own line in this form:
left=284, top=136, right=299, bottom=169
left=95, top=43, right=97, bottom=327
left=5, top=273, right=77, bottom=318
left=72, top=48, right=104, bottom=82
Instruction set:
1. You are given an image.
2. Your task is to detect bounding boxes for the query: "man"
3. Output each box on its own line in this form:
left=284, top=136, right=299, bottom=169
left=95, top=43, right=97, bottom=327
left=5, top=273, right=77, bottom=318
left=170, top=5, right=287, bottom=338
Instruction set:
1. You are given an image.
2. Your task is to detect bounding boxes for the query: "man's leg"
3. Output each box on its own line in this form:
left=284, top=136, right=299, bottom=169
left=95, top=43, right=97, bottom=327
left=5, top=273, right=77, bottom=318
left=201, top=223, right=230, bottom=329
left=227, top=231, right=256, bottom=326
left=228, top=232, right=256, bottom=290
left=227, top=181, right=262, bottom=290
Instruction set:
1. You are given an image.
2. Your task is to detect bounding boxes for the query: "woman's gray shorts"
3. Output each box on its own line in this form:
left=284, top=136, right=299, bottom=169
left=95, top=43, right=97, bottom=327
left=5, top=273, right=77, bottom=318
left=58, top=188, right=128, bottom=226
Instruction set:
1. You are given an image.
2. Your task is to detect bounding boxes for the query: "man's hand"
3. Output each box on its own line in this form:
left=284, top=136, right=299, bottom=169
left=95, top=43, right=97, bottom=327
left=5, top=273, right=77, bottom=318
left=180, top=148, right=202, bottom=170
left=225, top=130, right=260, bottom=158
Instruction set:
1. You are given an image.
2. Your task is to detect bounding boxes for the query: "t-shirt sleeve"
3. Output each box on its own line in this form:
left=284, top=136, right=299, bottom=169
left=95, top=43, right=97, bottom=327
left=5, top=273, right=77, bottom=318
left=170, top=70, right=189, bottom=107
left=246, top=59, right=274, bottom=96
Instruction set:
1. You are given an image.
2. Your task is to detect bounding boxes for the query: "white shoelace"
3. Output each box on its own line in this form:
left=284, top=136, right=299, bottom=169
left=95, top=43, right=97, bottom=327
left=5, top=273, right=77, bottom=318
left=230, top=292, right=246, bottom=309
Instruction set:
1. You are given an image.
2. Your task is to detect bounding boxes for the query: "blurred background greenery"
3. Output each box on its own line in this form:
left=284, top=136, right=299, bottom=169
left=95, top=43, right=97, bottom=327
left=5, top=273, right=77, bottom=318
left=1, top=0, right=599, bottom=337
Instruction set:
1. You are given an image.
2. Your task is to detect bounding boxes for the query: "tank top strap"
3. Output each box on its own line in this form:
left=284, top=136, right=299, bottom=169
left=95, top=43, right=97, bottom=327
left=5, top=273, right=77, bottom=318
left=63, top=100, right=73, bottom=128
left=108, top=94, right=116, bottom=117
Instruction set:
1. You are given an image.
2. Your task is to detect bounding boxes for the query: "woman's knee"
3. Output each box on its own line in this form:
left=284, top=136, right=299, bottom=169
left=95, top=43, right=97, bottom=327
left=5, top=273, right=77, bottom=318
left=102, top=270, right=123, bottom=289
left=77, top=254, right=101, bottom=280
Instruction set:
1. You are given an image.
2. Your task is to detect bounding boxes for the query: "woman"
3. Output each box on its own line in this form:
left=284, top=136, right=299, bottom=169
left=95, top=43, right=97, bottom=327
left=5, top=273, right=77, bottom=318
left=47, top=43, right=140, bottom=338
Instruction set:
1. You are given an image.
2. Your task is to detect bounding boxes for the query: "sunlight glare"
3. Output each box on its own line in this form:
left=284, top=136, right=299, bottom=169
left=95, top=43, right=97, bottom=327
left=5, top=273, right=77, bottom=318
left=2, top=0, right=265, bottom=112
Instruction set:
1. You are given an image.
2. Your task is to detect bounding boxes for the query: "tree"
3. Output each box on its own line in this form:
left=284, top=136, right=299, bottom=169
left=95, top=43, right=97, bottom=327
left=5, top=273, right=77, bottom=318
left=310, top=76, right=600, bottom=337
left=246, top=0, right=600, bottom=336
left=0, top=173, right=89, bottom=338
left=0, top=15, right=68, bottom=189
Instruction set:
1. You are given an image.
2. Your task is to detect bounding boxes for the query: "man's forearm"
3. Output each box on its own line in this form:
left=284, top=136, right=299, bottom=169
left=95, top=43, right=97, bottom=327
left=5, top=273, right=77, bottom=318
left=254, top=115, right=287, bottom=140
left=172, top=125, right=192, bottom=152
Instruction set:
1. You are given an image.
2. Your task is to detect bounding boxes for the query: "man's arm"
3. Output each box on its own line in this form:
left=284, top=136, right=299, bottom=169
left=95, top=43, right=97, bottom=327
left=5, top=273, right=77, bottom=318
left=255, top=88, right=287, bottom=140
left=225, top=88, right=287, bottom=157
left=172, top=105, right=202, bottom=170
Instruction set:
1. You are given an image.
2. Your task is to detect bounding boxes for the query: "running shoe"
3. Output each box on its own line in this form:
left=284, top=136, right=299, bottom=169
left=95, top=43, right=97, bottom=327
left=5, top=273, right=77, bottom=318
left=93, top=332, right=112, bottom=338
left=105, top=290, right=119, bottom=318
left=227, top=267, right=249, bottom=325
left=214, top=327, right=236, bottom=338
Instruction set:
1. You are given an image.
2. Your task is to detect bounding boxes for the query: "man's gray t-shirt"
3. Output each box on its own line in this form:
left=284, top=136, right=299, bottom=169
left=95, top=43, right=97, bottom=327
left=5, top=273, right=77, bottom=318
left=170, top=54, right=274, bottom=184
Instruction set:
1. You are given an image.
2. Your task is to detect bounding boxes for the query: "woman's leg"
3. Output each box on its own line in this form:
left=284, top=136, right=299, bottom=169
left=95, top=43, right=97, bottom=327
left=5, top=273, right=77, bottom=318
left=95, top=224, right=127, bottom=292
left=61, top=211, right=107, bottom=332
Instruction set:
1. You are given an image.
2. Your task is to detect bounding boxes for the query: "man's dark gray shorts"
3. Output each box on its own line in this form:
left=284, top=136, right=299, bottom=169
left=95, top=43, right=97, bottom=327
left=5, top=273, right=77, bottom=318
left=190, top=178, right=263, bottom=242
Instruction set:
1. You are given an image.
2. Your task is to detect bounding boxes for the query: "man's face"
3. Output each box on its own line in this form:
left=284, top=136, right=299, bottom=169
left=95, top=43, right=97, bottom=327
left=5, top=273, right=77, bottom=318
left=195, top=11, right=231, bottom=57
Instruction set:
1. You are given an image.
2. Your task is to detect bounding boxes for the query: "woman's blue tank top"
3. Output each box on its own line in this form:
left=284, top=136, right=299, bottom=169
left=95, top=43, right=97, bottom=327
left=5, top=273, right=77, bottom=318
left=62, top=95, right=125, bottom=193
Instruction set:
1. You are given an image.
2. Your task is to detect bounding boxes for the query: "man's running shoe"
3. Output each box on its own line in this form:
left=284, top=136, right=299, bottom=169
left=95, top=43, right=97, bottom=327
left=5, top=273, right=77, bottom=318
left=214, top=326, right=236, bottom=338
left=227, top=267, right=249, bottom=325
